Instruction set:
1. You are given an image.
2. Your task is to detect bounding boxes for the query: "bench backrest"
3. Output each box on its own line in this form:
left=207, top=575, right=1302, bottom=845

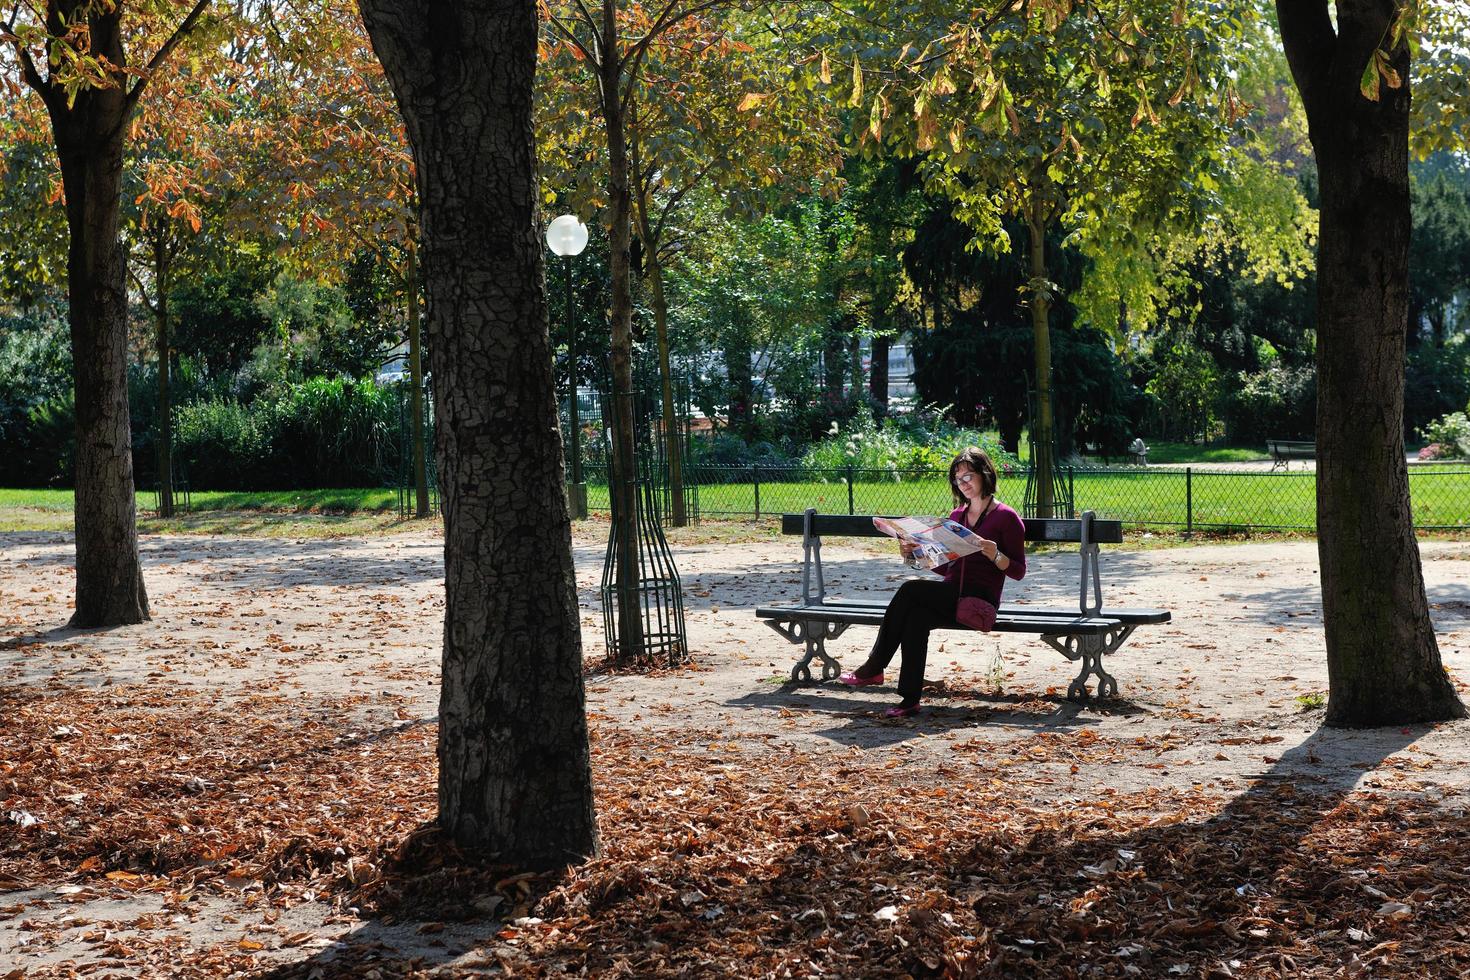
left=779, top=512, right=1123, bottom=544
left=1266, top=439, right=1315, bottom=454
left=783, top=508, right=1112, bottom=615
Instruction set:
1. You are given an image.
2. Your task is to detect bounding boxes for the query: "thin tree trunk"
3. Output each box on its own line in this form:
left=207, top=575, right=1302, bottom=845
left=359, top=0, right=598, bottom=864
left=725, top=337, right=754, bottom=440
left=1026, top=198, right=1055, bottom=518
left=824, top=318, right=846, bottom=401
left=869, top=334, right=890, bottom=416
left=154, top=235, right=174, bottom=519
left=645, top=254, right=686, bottom=526
left=47, top=63, right=148, bottom=627
left=406, top=241, right=429, bottom=518
left=1278, top=0, right=1465, bottom=725
left=600, top=0, right=644, bottom=659
left=629, top=145, right=686, bottom=527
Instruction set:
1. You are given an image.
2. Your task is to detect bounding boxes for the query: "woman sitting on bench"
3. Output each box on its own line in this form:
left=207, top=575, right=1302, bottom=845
left=839, top=447, right=1027, bottom=717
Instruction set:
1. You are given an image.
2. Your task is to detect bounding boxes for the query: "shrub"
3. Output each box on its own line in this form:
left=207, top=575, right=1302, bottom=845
left=689, top=433, right=793, bottom=467
left=1418, top=411, right=1470, bottom=459
left=173, top=378, right=400, bottom=490
left=1222, top=364, right=1316, bottom=445
left=799, top=406, right=1018, bottom=480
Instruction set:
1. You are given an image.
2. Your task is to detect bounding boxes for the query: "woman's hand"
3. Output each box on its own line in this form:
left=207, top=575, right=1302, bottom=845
left=978, top=537, right=999, bottom=561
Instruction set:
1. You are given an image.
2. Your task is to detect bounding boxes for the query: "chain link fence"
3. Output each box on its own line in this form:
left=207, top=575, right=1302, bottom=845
left=581, top=463, right=1470, bottom=531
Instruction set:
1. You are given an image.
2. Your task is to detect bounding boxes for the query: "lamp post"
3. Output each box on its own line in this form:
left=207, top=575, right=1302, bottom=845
left=546, top=214, right=589, bottom=518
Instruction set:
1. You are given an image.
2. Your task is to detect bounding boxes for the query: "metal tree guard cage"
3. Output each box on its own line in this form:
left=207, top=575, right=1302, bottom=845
left=598, top=389, right=689, bottom=667
left=1022, top=383, right=1074, bottom=520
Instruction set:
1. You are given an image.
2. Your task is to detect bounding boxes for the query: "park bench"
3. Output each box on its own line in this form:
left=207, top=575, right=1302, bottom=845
left=1266, top=439, right=1315, bottom=471
left=754, top=508, right=1170, bottom=701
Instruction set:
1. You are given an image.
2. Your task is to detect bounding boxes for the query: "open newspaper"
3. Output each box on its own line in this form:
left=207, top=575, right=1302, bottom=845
left=871, top=515, right=984, bottom=570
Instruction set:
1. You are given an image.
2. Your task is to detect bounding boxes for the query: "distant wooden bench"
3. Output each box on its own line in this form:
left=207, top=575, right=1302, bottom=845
left=754, top=509, right=1171, bottom=701
left=1266, top=439, right=1315, bottom=471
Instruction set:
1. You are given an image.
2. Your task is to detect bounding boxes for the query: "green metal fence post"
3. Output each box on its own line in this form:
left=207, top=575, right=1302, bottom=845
left=753, top=464, right=761, bottom=519
left=847, top=464, right=855, bottom=515
left=1067, top=465, right=1075, bottom=519
left=1186, top=467, right=1193, bottom=534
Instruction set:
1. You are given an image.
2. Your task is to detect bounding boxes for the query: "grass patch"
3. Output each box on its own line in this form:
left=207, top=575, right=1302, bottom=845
left=0, top=487, right=415, bottom=535
left=628, top=467, right=1470, bottom=531
left=1141, top=441, right=1272, bottom=464
left=1295, top=691, right=1327, bottom=712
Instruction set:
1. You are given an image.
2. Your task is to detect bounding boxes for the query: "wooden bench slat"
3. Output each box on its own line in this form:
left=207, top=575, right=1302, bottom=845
left=779, top=512, right=1123, bottom=544
left=755, top=604, right=1121, bottom=636
left=788, top=598, right=1171, bottom=626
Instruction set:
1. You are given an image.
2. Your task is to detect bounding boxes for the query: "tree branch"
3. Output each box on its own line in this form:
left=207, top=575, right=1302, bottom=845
left=569, top=0, right=603, bottom=51
left=124, top=0, right=214, bottom=118
left=621, top=0, right=730, bottom=114
left=6, top=4, right=61, bottom=111
left=125, top=257, right=160, bottom=317
left=548, top=8, right=599, bottom=67
left=1275, top=0, right=1335, bottom=120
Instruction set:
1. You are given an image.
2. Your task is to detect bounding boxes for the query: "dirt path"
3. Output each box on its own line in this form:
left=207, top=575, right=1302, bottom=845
left=3, top=525, right=1469, bottom=975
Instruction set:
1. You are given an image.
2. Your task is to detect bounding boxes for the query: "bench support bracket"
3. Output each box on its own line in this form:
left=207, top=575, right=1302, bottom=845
left=1042, top=630, right=1121, bottom=701
left=764, top=618, right=848, bottom=683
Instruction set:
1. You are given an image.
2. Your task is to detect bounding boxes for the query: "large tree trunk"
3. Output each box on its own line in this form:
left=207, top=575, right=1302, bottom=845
left=45, top=32, right=149, bottom=627
left=359, top=0, right=598, bottom=865
left=1278, top=0, right=1465, bottom=725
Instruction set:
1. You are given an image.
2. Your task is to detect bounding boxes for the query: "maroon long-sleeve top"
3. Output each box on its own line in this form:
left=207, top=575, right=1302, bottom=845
left=934, top=501, right=1027, bottom=605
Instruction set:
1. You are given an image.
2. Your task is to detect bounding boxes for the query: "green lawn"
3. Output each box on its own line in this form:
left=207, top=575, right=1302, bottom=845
left=0, top=487, right=400, bottom=513
left=1135, top=441, right=1272, bottom=464
left=0, top=487, right=409, bottom=534
left=593, top=466, right=1470, bottom=530
left=9, top=465, right=1470, bottom=534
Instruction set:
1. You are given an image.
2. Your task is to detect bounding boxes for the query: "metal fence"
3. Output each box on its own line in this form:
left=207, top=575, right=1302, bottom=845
left=580, top=463, right=1470, bottom=531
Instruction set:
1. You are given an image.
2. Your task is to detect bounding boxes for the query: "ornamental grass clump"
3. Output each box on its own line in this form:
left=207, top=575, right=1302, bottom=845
left=801, top=407, right=1016, bottom=481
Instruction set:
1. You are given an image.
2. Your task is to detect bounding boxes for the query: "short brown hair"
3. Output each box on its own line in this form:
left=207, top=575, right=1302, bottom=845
left=949, top=446, right=998, bottom=506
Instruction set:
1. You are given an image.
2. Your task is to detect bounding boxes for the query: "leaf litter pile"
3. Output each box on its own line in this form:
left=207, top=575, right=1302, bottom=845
left=4, top=683, right=1469, bottom=978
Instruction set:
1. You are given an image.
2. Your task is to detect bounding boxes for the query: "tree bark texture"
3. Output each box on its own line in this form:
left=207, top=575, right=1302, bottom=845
left=358, top=0, right=599, bottom=865
left=1278, top=0, right=1465, bottom=725
left=41, top=5, right=149, bottom=627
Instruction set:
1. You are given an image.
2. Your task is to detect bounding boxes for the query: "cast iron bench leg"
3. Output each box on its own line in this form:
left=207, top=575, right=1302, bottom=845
left=1043, top=632, right=1119, bottom=702
left=763, top=618, right=849, bottom=683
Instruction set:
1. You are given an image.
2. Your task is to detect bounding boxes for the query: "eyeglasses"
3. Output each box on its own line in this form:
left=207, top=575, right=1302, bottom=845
left=956, top=472, right=977, bottom=485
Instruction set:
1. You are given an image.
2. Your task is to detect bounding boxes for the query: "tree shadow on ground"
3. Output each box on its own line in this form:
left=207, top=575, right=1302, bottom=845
left=254, top=721, right=1469, bottom=978
left=725, top=683, right=1150, bottom=748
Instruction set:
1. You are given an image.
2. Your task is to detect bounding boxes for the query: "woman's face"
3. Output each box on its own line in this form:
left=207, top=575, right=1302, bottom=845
left=954, top=463, right=983, bottom=501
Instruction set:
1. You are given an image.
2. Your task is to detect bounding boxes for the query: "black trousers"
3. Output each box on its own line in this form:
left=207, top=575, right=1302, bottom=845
left=864, top=578, right=963, bottom=701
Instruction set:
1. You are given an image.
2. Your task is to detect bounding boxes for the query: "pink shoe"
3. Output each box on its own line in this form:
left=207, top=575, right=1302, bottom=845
left=839, top=670, right=883, bottom=687
left=884, top=702, right=921, bottom=719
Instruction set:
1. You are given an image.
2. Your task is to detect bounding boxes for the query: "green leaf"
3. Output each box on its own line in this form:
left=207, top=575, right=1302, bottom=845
left=1359, top=57, right=1381, bottom=102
